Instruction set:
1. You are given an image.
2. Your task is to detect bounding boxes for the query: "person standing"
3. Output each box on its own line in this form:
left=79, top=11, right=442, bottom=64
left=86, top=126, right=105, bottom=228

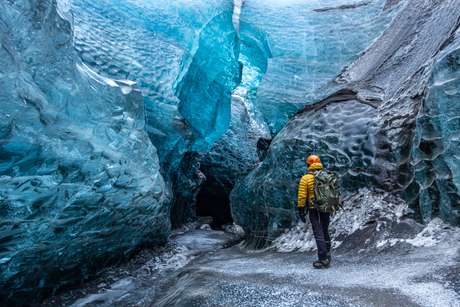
left=298, top=155, right=332, bottom=269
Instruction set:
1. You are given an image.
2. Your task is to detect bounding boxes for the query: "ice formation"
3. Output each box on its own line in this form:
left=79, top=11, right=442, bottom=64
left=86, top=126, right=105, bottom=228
left=2, top=0, right=460, bottom=305
left=0, top=0, right=173, bottom=304
left=200, top=0, right=400, bottom=227
left=403, top=28, right=460, bottom=226
left=0, top=0, right=239, bottom=304
left=239, top=0, right=402, bottom=135
left=67, top=0, right=241, bottom=226
left=196, top=94, right=270, bottom=227
left=231, top=0, right=460, bottom=247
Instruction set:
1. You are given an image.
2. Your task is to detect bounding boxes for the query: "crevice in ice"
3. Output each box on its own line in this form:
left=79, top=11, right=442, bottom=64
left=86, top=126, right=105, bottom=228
left=293, top=88, right=379, bottom=118
left=314, top=2, right=371, bottom=13
left=232, top=0, right=243, bottom=34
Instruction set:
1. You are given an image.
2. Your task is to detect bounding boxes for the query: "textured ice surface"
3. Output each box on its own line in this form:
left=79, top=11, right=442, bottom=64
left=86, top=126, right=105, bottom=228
left=200, top=0, right=401, bottom=227
left=66, top=0, right=241, bottom=227
left=197, top=94, right=270, bottom=226
left=230, top=0, right=460, bottom=246
left=3, top=0, right=460, bottom=305
left=69, top=0, right=240, bottom=155
left=238, top=0, right=402, bottom=135
left=231, top=100, right=378, bottom=246
left=403, top=28, right=460, bottom=226
left=195, top=0, right=401, bottom=223
left=0, top=1, right=171, bottom=305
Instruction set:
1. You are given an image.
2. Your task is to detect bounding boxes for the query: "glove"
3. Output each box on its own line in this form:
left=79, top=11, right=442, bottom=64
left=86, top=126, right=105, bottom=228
left=298, top=207, right=306, bottom=223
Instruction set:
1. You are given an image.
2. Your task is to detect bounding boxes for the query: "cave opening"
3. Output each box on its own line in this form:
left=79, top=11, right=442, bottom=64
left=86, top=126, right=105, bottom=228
left=195, top=177, right=234, bottom=229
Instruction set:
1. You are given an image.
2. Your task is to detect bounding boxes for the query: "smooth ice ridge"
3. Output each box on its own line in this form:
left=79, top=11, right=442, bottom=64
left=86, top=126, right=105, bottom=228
left=404, top=28, right=460, bottom=226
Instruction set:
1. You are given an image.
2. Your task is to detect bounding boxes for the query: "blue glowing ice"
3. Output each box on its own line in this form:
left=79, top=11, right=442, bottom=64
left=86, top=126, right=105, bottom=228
left=404, top=29, right=460, bottom=226
left=238, top=0, right=402, bottom=135
left=67, top=0, right=241, bottom=227
left=70, top=0, right=240, bottom=156
left=0, top=1, right=176, bottom=304
left=3, top=0, right=460, bottom=305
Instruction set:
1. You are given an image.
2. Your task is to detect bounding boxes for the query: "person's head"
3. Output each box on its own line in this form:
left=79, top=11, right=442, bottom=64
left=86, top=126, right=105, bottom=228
left=306, top=155, right=320, bottom=165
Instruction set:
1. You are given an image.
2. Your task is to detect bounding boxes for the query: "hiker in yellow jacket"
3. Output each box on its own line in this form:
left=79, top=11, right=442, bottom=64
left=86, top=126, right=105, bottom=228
left=298, top=155, right=332, bottom=268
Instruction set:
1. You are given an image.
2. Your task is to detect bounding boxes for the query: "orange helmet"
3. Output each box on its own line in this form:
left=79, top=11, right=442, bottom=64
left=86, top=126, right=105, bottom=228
left=306, top=155, right=320, bottom=165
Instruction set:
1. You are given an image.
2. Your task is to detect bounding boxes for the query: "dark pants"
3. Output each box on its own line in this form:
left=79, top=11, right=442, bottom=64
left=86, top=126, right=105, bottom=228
left=309, top=208, right=331, bottom=260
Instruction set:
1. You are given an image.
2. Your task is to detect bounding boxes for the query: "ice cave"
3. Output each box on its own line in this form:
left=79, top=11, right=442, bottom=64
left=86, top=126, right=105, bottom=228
left=1, top=0, right=460, bottom=306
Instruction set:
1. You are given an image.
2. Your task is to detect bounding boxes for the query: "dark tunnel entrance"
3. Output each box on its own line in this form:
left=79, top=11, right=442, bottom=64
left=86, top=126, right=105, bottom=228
left=195, top=174, right=234, bottom=228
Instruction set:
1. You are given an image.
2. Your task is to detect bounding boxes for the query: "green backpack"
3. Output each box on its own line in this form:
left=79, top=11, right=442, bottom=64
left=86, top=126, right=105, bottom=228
left=307, top=170, right=340, bottom=213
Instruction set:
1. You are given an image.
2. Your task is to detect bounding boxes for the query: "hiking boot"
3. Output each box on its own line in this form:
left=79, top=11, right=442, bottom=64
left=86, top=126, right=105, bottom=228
left=313, top=259, right=331, bottom=269
left=326, top=252, right=331, bottom=262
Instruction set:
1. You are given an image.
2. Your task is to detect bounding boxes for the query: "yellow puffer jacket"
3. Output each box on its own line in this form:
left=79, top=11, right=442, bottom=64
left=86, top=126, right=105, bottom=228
left=298, top=163, right=323, bottom=209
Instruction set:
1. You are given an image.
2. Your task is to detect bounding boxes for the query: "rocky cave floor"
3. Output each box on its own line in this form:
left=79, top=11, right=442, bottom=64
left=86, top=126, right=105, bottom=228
left=40, top=219, right=460, bottom=307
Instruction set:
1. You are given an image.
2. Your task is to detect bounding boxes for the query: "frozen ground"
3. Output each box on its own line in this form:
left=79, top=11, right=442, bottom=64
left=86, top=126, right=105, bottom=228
left=41, top=219, right=460, bottom=307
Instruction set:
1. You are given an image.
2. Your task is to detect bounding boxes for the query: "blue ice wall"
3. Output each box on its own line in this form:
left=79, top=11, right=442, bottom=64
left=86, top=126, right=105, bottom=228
left=197, top=94, right=270, bottom=226
left=403, top=31, right=460, bottom=226
left=231, top=99, right=378, bottom=246
left=0, top=0, right=171, bottom=304
left=197, top=0, right=399, bottom=215
left=68, top=0, right=241, bottom=226
left=69, top=0, right=239, bottom=159
left=230, top=0, right=460, bottom=247
left=0, top=0, right=242, bottom=304
left=238, top=0, right=401, bottom=135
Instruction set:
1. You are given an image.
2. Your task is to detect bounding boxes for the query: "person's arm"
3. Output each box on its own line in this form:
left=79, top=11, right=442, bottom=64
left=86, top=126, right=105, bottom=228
left=298, top=176, right=309, bottom=222
left=298, top=176, right=308, bottom=208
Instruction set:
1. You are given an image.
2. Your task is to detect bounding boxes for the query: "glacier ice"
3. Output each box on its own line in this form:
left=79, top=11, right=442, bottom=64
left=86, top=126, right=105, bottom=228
left=197, top=94, right=270, bottom=226
left=0, top=1, right=174, bottom=305
left=231, top=98, right=379, bottom=246
left=230, top=0, right=460, bottom=247
left=403, top=28, right=460, bottom=226
left=67, top=0, right=241, bottom=226
left=239, top=0, right=402, bottom=135
left=197, top=0, right=401, bottom=224
left=0, top=0, right=244, bottom=303
left=3, top=0, right=460, bottom=305
left=70, top=0, right=240, bottom=154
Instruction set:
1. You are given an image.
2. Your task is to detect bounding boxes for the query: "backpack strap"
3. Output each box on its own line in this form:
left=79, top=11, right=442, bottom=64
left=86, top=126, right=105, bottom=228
left=306, top=171, right=317, bottom=208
